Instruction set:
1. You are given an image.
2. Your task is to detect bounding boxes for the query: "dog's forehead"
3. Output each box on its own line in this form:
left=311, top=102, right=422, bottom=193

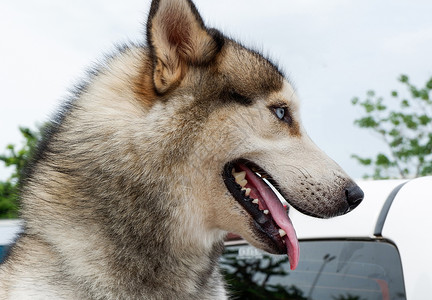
left=217, top=41, right=284, bottom=98
left=268, top=80, right=299, bottom=107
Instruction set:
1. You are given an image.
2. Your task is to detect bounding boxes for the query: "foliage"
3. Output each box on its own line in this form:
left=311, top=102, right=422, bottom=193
left=351, top=74, right=432, bottom=179
left=221, top=249, right=307, bottom=299
left=0, top=127, right=40, bottom=219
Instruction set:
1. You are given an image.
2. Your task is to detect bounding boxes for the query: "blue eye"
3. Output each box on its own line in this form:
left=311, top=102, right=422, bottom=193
left=275, top=107, right=285, bottom=120
left=271, top=106, right=293, bottom=126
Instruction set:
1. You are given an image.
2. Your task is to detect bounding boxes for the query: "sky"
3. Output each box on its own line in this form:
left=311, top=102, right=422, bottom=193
left=1, top=0, right=432, bottom=181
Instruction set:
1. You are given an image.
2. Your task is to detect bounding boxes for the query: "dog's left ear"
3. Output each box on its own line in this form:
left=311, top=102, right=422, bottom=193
left=147, top=0, right=223, bottom=94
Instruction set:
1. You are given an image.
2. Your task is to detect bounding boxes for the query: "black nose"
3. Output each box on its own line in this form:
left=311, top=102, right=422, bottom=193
left=345, top=184, right=364, bottom=211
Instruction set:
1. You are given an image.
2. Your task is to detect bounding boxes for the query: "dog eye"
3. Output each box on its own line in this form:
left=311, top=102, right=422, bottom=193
left=274, top=107, right=285, bottom=120
left=271, top=106, right=293, bottom=126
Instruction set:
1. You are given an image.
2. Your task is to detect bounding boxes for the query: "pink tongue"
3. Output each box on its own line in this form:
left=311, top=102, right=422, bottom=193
left=239, top=164, right=299, bottom=270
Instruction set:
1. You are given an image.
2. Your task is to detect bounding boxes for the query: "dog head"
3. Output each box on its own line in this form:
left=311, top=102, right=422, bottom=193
left=145, top=0, right=363, bottom=269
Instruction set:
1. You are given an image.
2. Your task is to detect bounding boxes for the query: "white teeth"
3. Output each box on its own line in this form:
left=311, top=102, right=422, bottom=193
left=252, top=199, right=259, bottom=204
left=245, top=188, right=251, bottom=196
left=233, top=171, right=246, bottom=182
left=238, top=179, right=248, bottom=187
left=279, top=229, right=287, bottom=237
left=263, top=210, right=269, bottom=215
left=233, top=171, right=247, bottom=187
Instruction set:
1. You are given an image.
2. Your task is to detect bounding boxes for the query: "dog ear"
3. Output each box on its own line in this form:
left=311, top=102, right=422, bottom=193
left=147, top=0, right=223, bottom=94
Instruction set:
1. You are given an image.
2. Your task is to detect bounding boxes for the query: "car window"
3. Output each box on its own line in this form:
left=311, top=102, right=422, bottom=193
left=221, top=240, right=405, bottom=300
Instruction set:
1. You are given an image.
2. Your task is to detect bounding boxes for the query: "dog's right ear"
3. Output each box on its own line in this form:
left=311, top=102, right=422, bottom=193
left=146, top=0, right=223, bottom=94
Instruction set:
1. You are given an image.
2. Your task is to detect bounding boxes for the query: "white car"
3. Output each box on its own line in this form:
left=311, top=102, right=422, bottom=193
left=222, top=176, right=432, bottom=299
left=1, top=177, right=431, bottom=299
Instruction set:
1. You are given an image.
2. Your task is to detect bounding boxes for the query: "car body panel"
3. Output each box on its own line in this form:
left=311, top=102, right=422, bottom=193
left=381, top=176, right=432, bottom=299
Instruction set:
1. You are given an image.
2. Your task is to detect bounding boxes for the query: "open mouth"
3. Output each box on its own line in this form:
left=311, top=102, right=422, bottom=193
left=222, top=159, right=299, bottom=270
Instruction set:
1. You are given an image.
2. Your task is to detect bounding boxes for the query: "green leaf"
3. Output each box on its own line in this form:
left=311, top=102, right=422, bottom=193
left=0, top=126, right=42, bottom=218
left=401, top=99, right=410, bottom=108
left=411, top=86, right=421, bottom=98
left=389, top=112, right=402, bottom=126
left=426, top=78, right=432, bottom=90
left=354, top=116, right=379, bottom=128
left=421, top=163, right=432, bottom=176
left=376, top=154, right=391, bottom=167
left=367, top=90, right=375, bottom=97
left=389, top=129, right=400, bottom=137
left=376, top=98, right=387, bottom=111
left=419, top=89, right=429, bottom=100
left=351, top=154, right=372, bottom=166
left=400, top=74, right=409, bottom=83
left=419, top=115, right=432, bottom=125
left=402, top=114, right=418, bottom=129
left=390, top=137, right=404, bottom=148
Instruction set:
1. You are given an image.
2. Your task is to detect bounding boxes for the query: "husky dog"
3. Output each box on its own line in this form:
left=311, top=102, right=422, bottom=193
left=0, top=0, right=363, bottom=299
